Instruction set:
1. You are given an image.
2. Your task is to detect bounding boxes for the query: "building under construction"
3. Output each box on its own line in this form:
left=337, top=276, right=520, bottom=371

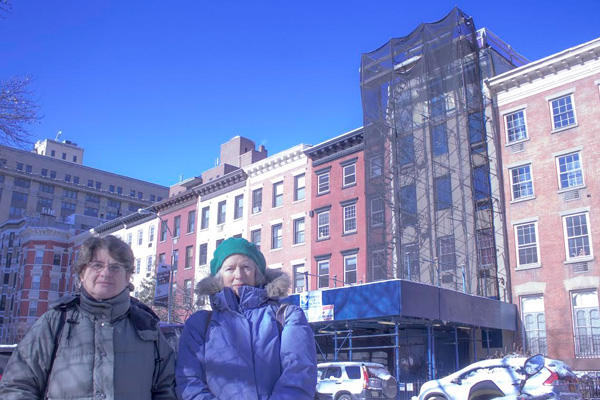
left=360, top=8, right=527, bottom=300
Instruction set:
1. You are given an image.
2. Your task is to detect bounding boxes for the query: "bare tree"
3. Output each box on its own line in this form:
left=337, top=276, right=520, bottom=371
left=0, top=76, right=40, bottom=148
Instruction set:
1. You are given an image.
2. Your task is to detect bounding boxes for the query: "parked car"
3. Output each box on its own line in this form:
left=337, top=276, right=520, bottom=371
left=413, top=355, right=582, bottom=400
left=0, top=344, right=17, bottom=381
left=316, top=361, right=398, bottom=400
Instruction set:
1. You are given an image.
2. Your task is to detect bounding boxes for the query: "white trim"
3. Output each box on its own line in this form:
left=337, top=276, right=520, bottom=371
left=267, top=263, right=283, bottom=270
left=500, top=104, right=528, bottom=116
left=562, top=211, right=594, bottom=261
left=291, top=168, right=306, bottom=177
left=548, top=92, right=578, bottom=132
left=506, top=159, right=534, bottom=169
left=290, top=212, right=306, bottom=219
left=552, top=146, right=584, bottom=158
left=269, top=218, right=284, bottom=225
left=289, top=258, right=306, bottom=266
left=544, top=87, right=576, bottom=101
left=270, top=177, right=284, bottom=184
left=504, top=108, right=529, bottom=144
left=555, top=151, right=585, bottom=191
left=508, top=163, right=535, bottom=202
left=559, top=206, right=591, bottom=217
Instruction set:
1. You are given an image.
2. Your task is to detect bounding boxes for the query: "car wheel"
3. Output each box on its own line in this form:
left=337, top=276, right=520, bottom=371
left=382, top=376, right=398, bottom=399
left=335, top=393, right=354, bottom=400
left=425, top=395, right=447, bottom=400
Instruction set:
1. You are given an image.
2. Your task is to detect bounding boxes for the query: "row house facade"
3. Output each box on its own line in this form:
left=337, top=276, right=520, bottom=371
left=304, top=129, right=367, bottom=290
left=487, top=37, right=600, bottom=370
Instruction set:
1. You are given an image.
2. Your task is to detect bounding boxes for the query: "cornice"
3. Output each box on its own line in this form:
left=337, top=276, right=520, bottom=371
left=487, top=37, right=600, bottom=94
left=197, top=169, right=247, bottom=197
left=305, top=129, right=364, bottom=164
left=153, top=189, right=199, bottom=213
left=245, top=145, right=308, bottom=178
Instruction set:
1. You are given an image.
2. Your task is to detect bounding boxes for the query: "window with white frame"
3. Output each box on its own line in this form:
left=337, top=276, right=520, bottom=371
left=252, top=188, right=262, bottom=214
left=217, top=201, right=226, bottom=225
left=293, top=217, right=305, bottom=245
left=234, top=194, right=244, bottom=220
left=34, top=250, right=44, bottom=265
left=294, top=174, right=305, bottom=201
left=32, top=275, right=40, bottom=290
left=317, top=259, right=330, bottom=289
left=201, top=207, right=209, bottom=230
left=148, top=226, right=155, bottom=243
left=343, top=204, right=357, bottom=234
left=521, top=295, right=547, bottom=355
left=293, top=264, right=306, bottom=293
left=126, top=233, right=133, bottom=247
left=343, top=164, right=356, bottom=187
left=272, top=182, right=283, bottom=208
left=271, top=224, right=282, bottom=250
left=317, top=172, right=330, bottom=195
left=505, top=109, right=527, bottom=143
left=344, top=254, right=357, bottom=285
left=551, top=94, right=576, bottom=130
left=371, top=198, right=384, bottom=227
left=174, top=216, right=181, bottom=237
left=137, top=229, right=143, bottom=246
left=160, top=220, right=168, bottom=241
left=29, top=300, right=38, bottom=317
left=198, top=244, right=208, bottom=266
left=510, top=164, right=534, bottom=200
left=146, top=256, right=153, bottom=276
left=571, top=290, right=600, bottom=357
left=371, top=249, right=387, bottom=281
left=557, top=152, right=583, bottom=190
left=250, top=229, right=261, bottom=250
left=184, top=279, right=193, bottom=306
left=563, top=212, right=592, bottom=260
left=317, top=211, right=330, bottom=240
left=514, top=222, right=540, bottom=267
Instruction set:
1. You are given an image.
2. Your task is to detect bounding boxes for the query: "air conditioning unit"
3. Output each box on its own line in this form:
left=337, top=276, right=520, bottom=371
left=253, top=206, right=261, bottom=213
left=148, top=242, right=153, bottom=248
left=217, top=225, right=224, bottom=232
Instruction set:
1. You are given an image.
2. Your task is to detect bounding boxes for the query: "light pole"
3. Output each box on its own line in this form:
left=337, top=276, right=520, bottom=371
left=138, top=208, right=176, bottom=323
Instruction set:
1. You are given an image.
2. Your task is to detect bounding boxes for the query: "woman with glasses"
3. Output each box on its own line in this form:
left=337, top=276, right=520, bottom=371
left=0, top=235, right=176, bottom=400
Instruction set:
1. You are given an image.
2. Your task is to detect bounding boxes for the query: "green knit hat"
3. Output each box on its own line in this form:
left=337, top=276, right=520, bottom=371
left=210, top=237, right=267, bottom=276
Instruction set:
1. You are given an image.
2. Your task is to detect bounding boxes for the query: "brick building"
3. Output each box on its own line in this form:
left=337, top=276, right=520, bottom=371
left=487, top=37, right=600, bottom=370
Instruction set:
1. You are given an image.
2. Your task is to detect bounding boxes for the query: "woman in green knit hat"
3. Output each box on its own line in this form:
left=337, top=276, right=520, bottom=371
left=176, top=237, right=317, bottom=400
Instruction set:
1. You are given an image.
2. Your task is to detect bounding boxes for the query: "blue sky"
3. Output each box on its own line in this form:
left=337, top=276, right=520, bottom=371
left=2, top=1, right=599, bottom=187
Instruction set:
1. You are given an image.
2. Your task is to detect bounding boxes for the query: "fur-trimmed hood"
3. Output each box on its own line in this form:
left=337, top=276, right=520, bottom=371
left=195, top=268, right=290, bottom=304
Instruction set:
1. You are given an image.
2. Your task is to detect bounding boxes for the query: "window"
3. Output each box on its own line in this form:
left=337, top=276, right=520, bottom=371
left=146, top=256, right=153, bottom=276
left=135, top=258, right=141, bottom=274
left=49, top=170, right=56, bottom=179
left=272, top=182, right=283, bottom=208
left=317, top=211, right=330, bottom=240
left=137, top=229, right=143, bottom=246
left=39, top=184, right=54, bottom=194
left=563, top=213, right=592, bottom=260
left=137, top=191, right=143, bottom=199
left=158, top=253, right=166, bottom=266
left=187, top=210, right=196, bottom=233
left=234, top=195, right=244, bottom=219
left=515, top=222, right=539, bottom=267
left=216, top=239, right=224, bottom=248
left=64, top=174, right=71, bottom=182
left=271, top=224, right=282, bottom=250
left=505, top=110, right=527, bottom=142
left=53, top=253, right=61, bottom=266
left=251, top=229, right=261, bottom=250
left=432, top=124, right=449, bottom=156
left=370, top=198, right=384, bottom=227
left=160, top=220, right=168, bottom=242
left=10, top=191, right=28, bottom=217
left=469, top=112, right=484, bottom=143
left=116, top=186, right=122, bottom=194
left=16, top=162, right=23, bottom=171
left=343, top=204, right=357, bottom=234
left=399, top=135, right=414, bottom=165
left=551, top=94, right=576, bottom=130
left=434, top=175, right=452, bottom=210
left=198, top=243, right=208, bottom=266
left=217, top=201, right=226, bottom=225
left=148, top=226, right=155, bottom=243
left=63, top=189, right=77, bottom=199
left=130, top=189, right=136, bottom=197
left=41, top=168, right=48, bottom=177
left=34, top=250, right=44, bottom=264
left=85, top=194, right=100, bottom=203
left=173, top=250, right=179, bottom=270
left=109, top=185, right=115, bottom=193
left=401, top=243, right=419, bottom=280
left=107, top=199, right=121, bottom=208
left=343, top=164, right=356, bottom=187
left=317, top=172, right=330, bottom=194
left=36, top=197, right=53, bottom=212
left=126, top=233, right=133, bottom=247
left=437, top=236, right=456, bottom=272
left=521, top=296, right=547, bottom=355
left=62, top=152, right=66, bottom=160
left=344, top=254, right=357, bottom=285
left=510, top=165, right=534, bottom=200
left=60, top=201, right=76, bottom=216
left=293, top=218, right=305, bottom=245
left=252, top=188, right=263, bottom=214
left=369, top=155, right=383, bottom=178
left=400, top=185, right=417, bottom=223
left=73, top=155, right=77, bottom=162
left=95, top=181, right=102, bottom=190
left=28, top=300, right=38, bottom=317
left=87, top=179, right=94, bottom=188
left=14, top=178, right=30, bottom=188
left=571, top=290, right=600, bottom=357
left=201, top=206, right=209, bottom=229
left=473, top=166, right=491, bottom=209
left=293, top=264, right=306, bottom=293
left=150, top=194, right=155, bottom=202
left=557, top=152, right=583, bottom=190
left=294, top=174, right=305, bottom=201
left=73, top=176, right=80, bottom=184
left=173, top=216, right=181, bottom=237
left=84, top=207, right=99, bottom=217
left=185, top=246, right=194, bottom=269
left=318, top=259, right=330, bottom=289
left=32, top=274, right=41, bottom=289
left=184, top=279, right=193, bottom=306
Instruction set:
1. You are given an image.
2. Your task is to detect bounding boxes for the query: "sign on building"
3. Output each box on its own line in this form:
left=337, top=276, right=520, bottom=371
left=154, top=262, right=171, bottom=307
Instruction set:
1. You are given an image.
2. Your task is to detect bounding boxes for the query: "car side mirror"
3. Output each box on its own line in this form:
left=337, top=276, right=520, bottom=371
left=519, top=354, right=545, bottom=393
left=451, top=378, right=462, bottom=385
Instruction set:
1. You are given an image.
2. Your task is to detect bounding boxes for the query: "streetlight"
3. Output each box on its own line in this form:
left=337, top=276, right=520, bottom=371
left=138, top=208, right=176, bottom=323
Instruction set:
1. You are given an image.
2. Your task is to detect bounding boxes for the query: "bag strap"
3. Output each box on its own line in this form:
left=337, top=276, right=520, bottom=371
left=43, top=307, right=67, bottom=399
left=275, top=303, right=289, bottom=334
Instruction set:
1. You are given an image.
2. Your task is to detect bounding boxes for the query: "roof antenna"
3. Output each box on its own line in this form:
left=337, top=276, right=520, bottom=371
left=55, top=131, right=62, bottom=141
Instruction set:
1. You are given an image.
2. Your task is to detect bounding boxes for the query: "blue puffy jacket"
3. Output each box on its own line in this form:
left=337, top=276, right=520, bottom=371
left=175, top=269, right=317, bottom=400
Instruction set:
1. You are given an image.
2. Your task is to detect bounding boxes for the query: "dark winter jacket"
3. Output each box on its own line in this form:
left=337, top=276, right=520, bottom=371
left=175, top=269, right=317, bottom=400
left=0, top=289, right=176, bottom=400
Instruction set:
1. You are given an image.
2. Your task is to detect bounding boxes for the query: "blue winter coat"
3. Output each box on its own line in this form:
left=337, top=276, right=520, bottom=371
left=175, top=270, right=317, bottom=400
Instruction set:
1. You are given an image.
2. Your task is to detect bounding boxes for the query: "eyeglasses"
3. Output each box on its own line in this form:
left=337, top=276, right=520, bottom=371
left=88, top=262, right=127, bottom=274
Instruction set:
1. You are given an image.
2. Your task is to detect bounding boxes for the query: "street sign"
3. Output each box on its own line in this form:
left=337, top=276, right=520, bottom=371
left=154, top=262, right=171, bottom=307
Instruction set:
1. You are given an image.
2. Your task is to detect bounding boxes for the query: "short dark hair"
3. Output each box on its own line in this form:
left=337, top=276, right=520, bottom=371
left=74, top=235, right=135, bottom=277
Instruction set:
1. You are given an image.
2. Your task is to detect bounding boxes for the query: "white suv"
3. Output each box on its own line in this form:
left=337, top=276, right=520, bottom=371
left=316, top=361, right=398, bottom=400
